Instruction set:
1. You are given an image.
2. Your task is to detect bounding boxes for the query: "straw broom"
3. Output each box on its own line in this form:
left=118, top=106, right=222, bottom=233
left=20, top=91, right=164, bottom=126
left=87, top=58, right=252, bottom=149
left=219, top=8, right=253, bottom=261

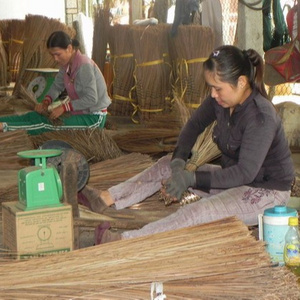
left=0, top=217, right=298, bottom=299
left=168, top=96, right=221, bottom=170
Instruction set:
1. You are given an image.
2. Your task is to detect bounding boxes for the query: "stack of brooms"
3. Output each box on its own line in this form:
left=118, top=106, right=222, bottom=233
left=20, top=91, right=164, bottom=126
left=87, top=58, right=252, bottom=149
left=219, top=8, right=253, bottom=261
left=0, top=216, right=298, bottom=299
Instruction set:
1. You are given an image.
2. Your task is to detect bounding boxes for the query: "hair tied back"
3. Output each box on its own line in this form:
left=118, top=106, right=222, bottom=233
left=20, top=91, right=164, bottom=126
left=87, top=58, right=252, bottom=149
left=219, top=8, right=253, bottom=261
left=212, top=50, right=220, bottom=57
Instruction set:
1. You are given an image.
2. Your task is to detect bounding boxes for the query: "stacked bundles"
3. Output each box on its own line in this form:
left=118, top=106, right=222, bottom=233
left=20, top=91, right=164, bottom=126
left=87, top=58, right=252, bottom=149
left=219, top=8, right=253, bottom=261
left=169, top=25, right=214, bottom=108
left=0, top=217, right=298, bottom=299
left=130, top=24, right=172, bottom=123
left=108, top=25, right=136, bottom=116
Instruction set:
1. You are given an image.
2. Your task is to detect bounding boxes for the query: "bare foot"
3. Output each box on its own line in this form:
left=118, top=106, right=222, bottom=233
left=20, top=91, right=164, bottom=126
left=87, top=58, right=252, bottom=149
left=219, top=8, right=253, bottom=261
left=80, top=185, right=109, bottom=213
left=99, top=190, right=115, bottom=206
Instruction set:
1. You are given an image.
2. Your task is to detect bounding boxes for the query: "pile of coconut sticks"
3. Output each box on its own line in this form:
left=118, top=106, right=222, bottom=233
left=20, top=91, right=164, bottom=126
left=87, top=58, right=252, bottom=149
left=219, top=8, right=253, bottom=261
left=0, top=216, right=298, bottom=299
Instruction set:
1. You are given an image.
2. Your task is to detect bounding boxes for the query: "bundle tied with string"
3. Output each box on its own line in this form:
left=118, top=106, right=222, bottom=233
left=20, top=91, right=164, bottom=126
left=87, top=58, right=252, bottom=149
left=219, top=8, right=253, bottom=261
left=130, top=24, right=172, bottom=123
left=0, top=19, right=25, bottom=83
left=108, top=25, right=136, bottom=117
left=169, top=25, right=214, bottom=109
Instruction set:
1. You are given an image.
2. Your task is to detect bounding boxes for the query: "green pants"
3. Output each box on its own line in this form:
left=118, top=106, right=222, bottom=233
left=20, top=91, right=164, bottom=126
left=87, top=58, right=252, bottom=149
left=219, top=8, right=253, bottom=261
left=0, top=111, right=107, bottom=135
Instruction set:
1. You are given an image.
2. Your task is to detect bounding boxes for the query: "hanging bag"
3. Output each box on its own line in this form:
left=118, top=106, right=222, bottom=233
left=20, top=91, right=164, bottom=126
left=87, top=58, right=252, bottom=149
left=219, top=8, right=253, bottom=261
left=264, top=1, right=300, bottom=83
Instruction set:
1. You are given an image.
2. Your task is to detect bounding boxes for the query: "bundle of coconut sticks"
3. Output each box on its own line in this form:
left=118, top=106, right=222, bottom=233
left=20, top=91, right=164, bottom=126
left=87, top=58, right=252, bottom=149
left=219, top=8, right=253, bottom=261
left=111, top=127, right=179, bottom=154
left=171, top=97, right=221, bottom=170
left=0, top=31, right=7, bottom=87
left=0, top=19, right=25, bottom=83
left=13, top=14, right=75, bottom=97
left=130, top=24, right=173, bottom=123
left=169, top=25, right=214, bottom=108
left=0, top=216, right=298, bottom=299
left=88, top=152, right=154, bottom=190
left=30, top=128, right=123, bottom=164
left=92, top=6, right=111, bottom=74
left=185, top=120, right=221, bottom=171
left=0, top=130, right=34, bottom=170
left=108, top=25, right=136, bottom=117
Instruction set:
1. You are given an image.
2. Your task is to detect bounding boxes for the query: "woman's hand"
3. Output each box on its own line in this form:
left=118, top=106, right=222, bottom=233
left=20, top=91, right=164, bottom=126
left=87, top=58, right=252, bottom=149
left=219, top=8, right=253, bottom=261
left=35, top=102, right=49, bottom=114
left=49, top=106, right=64, bottom=119
left=160, top=170, right=195, bottom=203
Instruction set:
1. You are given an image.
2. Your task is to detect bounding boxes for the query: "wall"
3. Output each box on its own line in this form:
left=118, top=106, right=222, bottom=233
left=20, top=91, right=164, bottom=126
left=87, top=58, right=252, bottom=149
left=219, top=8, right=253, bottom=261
left=0, top=0, right=65, bottom=22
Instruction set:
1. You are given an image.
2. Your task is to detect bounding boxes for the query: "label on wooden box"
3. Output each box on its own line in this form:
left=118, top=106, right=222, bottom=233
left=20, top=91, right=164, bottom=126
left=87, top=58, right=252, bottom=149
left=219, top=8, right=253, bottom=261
left=2, top=201, right=73, bottom=259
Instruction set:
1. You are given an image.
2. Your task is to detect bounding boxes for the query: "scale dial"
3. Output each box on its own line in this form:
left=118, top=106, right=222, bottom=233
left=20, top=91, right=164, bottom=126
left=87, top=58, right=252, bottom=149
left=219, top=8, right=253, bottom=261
left=27, top=76, right=47, bottom=99
left=37, top=226, right=52, bottom=242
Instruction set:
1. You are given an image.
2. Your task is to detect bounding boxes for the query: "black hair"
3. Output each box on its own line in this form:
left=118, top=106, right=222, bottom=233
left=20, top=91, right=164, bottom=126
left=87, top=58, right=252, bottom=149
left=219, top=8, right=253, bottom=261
left=46, top=31, right=80, bottom=49
left=203, top=45, right=268, bottom=98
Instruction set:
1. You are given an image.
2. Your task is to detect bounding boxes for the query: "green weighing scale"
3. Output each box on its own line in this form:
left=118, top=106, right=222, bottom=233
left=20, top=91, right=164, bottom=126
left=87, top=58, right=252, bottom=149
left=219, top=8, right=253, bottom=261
left=26, top=68, right=59, bottom=103
left=17, top=149, right=63, bottom=211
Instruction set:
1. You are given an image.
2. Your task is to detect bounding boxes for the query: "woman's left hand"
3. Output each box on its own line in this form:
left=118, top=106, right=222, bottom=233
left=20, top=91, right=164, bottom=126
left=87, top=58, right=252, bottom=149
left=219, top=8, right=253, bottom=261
left=49, top=106, right=64, bottom=119
left=161, top=170, right=195, bottom=202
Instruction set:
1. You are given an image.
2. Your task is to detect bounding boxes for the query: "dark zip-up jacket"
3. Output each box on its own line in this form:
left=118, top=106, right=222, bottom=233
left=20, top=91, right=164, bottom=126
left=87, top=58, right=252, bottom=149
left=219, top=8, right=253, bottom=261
left=172, top=89, right=295, bottom=191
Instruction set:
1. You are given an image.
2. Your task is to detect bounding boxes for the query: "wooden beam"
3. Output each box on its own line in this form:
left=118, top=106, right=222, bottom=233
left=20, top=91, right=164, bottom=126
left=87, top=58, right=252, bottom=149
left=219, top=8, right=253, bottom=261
left=128, top=0, right=143, bottom=24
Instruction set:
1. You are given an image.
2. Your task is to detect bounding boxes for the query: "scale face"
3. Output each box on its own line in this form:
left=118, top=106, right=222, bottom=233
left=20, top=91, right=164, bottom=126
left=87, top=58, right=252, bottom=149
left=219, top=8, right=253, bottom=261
left=27, top=76, right=47, bottom=99
left=26, top=68, right=59, bottom=103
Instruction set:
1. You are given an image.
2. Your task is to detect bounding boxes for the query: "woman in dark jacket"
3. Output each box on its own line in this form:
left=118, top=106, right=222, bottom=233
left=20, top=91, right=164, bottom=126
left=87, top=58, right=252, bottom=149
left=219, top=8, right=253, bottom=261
left=96, top=45, right=294, bottom=243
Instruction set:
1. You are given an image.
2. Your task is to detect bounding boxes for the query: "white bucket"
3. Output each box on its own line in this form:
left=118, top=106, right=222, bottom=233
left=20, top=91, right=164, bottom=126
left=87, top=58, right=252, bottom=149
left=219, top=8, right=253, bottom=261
left=258, top=205, right=298, bottom=265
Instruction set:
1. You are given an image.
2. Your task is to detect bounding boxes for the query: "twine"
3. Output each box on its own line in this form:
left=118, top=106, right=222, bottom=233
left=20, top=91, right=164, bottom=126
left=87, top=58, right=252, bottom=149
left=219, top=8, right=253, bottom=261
left=130, top=56, right=170, bottom=123
left=176, top=57, right=208, bottom=104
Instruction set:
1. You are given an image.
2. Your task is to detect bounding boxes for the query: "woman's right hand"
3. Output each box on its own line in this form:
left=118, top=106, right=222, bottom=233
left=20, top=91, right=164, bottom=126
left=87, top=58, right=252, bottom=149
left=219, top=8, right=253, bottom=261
left=35, top=100, right=49, bottom=114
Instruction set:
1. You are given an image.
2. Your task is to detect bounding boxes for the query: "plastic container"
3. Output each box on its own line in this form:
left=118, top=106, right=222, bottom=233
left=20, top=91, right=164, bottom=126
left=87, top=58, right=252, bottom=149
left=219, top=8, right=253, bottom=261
left=258, top=205, right=298, bottom=265
left=284, top=216, right=300, bottom=275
